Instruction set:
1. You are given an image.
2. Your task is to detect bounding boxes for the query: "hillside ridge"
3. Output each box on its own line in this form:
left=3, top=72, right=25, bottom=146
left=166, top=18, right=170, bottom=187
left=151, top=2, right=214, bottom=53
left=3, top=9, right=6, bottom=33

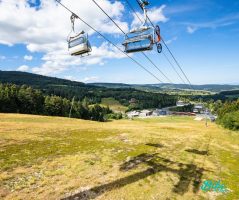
left=1, top=71, right=239, bottom=92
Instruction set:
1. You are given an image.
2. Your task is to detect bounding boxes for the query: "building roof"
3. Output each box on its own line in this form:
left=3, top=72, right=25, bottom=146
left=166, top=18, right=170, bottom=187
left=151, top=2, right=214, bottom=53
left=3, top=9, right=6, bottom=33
left=141, top=110, right=152, bottom=113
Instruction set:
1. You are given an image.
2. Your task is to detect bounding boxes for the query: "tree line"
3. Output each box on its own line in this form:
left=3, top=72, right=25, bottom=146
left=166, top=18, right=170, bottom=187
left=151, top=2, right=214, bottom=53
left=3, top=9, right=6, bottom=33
left=0, top=71, right=177, bottom=109
left=216, top=100, right=239, bottom=131
left=169, top=104, right=194, bottom=112
left=0, top=84, right=114, bottom=121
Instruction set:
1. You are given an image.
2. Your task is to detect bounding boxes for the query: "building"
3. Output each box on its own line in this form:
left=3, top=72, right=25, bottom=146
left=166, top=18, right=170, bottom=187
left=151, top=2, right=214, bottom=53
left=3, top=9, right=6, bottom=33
left=153, top=109, right=167, bottom=116
left=159, top=110, right=167, bottom=115
left=193, top=108, right=199, bottom=113
left=152, top=109, right=160, bottom=116
left=193, top=103, right=204, bottom=113
left=129, top=98, right=137, bottom=104
left=139, top=110, right=153, bottom=117
left=194, top=103, right=204, bottom=109
left=127, top=111, right=140, bottom=118
left=176, top=100, right=189, bottom=107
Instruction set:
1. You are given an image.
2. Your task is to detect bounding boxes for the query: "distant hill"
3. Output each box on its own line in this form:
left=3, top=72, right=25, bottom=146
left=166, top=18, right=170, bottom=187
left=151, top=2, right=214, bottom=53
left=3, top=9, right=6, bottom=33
left=90, top=83, right=132, bottom=88
left=1, top=71, right=238, bottom=93
left=90, top=83, right=239, bottom=93
left=0, top=71, right=176, bottom=109
left=0, top=70, right=103, bottom=102
left=0, top=70, right=88, bottom=88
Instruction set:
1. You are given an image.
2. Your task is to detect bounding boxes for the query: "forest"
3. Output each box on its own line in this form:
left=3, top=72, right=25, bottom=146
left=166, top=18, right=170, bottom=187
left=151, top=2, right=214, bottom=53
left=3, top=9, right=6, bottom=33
left=0, top=71, right=177, bottom=109
left=0, top=71, right=238, bottom=129
left=0, top=84, right=114, bottom=121
left=216, top=99, right=239, bottom=130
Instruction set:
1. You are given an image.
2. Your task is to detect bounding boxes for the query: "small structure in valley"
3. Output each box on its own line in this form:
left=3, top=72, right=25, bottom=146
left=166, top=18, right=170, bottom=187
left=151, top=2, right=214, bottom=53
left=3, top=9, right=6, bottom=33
left=129, top=98, right=137, bottom=104
left=153, top=109, right=167, bottom=116
left=127, top=108, right=168, bottom=118
left=193, top=103, right=204, bottom=113
left=176, top=100, right=189, bottom=107
left=127, top=111, right=140, bottom=118
left=139, top=110, right=153, bottom=117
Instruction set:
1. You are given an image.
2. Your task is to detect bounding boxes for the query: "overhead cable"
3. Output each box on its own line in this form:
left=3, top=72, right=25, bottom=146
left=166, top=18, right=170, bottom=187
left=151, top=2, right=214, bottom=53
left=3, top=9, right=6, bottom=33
left=56, top=0, right=163, bottom=83
left=124, top=0, right=193, bottom=89
left=92, top=0, right=172, bottom=83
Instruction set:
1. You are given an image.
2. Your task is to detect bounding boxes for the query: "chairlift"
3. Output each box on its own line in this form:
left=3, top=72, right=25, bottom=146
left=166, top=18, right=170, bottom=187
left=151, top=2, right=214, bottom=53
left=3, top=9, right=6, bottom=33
left=67, top=14, right=92, bottom=56
left=122, top=26, right=155, bottom=53
left=68, top=31, right=92, bottom=56
left=122, top=0, right=162, bottom=54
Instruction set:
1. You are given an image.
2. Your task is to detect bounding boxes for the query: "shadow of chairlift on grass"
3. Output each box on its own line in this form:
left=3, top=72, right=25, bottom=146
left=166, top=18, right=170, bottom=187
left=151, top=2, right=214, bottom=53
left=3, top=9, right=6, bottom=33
left=62, top=153, right=209, bottom=200
left=185, top=149, right=208, bottom=156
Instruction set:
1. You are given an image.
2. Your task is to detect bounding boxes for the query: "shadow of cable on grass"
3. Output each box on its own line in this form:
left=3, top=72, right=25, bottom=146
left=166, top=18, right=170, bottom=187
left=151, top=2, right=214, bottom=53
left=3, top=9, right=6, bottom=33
left=62, top=153, right=207, bottom=200
left=185, top=149, right=208, bottom=155
left=145, top=143, right=164, bottom=148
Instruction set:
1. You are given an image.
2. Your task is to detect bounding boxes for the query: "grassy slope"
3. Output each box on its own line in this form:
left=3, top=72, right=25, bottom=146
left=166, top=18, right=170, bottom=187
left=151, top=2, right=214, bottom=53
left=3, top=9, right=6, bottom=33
left=0, top=114, right=238, bottom=200
left=100, top=97, right=127, bottom=112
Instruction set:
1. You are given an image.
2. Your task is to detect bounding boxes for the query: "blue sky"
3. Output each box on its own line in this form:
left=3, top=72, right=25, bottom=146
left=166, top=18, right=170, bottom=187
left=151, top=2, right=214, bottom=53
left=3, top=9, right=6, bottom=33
left=0, top=0, right=238, bottom=84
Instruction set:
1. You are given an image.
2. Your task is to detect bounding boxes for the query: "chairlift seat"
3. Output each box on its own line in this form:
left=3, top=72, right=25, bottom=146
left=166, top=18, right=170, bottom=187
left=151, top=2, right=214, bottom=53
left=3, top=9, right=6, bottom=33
left=68, top=33, right=91, bottom=56
left=122, top=26, right=155, bottom=53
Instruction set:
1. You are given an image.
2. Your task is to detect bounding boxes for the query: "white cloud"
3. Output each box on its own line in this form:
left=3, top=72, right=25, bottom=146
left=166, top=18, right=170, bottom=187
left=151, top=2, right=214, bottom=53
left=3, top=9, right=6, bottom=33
left=17, top=65, right=29, bottom=71
left=0, top=0, right=128, bottom=44
left=131, top=5, right=168, bottom=29
left=24, top=55, right=33, bottom=61
left=64, top=75, right=80, bottom=82
left=165, top=36, right=178, bottom=44
left=185, top=13, right=239, bottom=34
left=64, top=75, right=99, bottom=83
left=0, top=55, right=6, bottom=60
left=32, top=42, right=126, bottom=75
left=82, top=76, right=99, bottom=83
left=187, top=26, right=197, bottom=34
left=0, top=0, right=129, bottom=75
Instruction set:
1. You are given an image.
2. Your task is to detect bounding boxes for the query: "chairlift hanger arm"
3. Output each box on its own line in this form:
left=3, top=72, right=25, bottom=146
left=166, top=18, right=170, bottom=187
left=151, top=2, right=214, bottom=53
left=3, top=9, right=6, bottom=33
left=136, top=0, right=150, bottom=27
left=136, top=0, right=149, bottom=10
left=70, top=13, right=79, bottom=32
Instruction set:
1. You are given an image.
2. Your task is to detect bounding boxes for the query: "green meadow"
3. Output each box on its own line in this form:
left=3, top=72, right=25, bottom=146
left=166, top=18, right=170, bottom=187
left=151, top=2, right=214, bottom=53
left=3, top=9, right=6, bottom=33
left=0, top=114, right=238, bottom=200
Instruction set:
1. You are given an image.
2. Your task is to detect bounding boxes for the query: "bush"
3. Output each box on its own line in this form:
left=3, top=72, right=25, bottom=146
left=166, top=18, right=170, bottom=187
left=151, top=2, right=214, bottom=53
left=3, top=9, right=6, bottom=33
left=217, top=100, right=239, bottom=119
left=220, top=111, right=239, bottom=131
left=106, top=113, right=123, bottom=120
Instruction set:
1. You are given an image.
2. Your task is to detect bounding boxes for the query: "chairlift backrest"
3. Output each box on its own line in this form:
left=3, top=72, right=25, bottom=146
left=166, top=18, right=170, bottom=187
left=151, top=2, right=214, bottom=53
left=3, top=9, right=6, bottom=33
left=68, top=35, right=86, bottom=48
left=126, top=27, right=155, bottom=40
left=122, top=26, right=156, bottom=53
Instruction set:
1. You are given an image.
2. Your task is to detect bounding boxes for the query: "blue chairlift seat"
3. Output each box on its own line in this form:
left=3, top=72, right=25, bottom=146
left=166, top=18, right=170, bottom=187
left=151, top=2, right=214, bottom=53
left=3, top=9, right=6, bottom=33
left=68, top=33, right=92, bottom=56
left=123, top=27, right=155, bottom=53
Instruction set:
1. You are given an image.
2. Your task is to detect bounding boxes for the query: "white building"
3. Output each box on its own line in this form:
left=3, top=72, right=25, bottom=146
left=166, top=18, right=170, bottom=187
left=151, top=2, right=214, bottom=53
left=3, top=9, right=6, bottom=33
left=152, top=109, right=160, bottom=116
left=139, top=110, right=153, bottom=117
left=176, top=101, right=189, bottom=107
left=194, top=103, right=204, bottom=109
left=127, top=111, right=140, bottom=118
left=193, top=104, right=204, bottom=113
